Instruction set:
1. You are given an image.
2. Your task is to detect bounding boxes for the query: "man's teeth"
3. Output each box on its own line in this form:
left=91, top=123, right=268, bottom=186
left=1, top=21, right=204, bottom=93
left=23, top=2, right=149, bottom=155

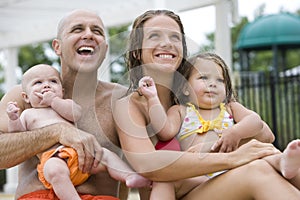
left=158, top=54, right=173, bottom=59
left=78, top=47, right=94, bottom=53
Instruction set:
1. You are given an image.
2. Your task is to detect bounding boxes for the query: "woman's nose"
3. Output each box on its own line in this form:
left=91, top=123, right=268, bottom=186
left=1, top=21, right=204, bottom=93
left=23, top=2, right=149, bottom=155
left=160, top=36, right=172, bottom=48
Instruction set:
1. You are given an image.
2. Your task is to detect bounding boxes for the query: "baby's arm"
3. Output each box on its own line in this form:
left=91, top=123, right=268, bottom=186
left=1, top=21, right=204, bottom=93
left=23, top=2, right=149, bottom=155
left=212, top=101, right=266, bottom=152
left=6, top=101, right=26, bottom=132
left=96, top=148, right=151, bottom=188
left=138, top=76, right=181, bottom=141
left=36, top=91, right=81, bottom=122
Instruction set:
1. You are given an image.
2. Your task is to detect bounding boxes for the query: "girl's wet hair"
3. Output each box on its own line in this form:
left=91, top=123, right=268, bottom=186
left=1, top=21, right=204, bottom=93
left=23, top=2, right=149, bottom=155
left=125, top=9, right=188, bottom=97
left=174, top=52, right=237, bottom=105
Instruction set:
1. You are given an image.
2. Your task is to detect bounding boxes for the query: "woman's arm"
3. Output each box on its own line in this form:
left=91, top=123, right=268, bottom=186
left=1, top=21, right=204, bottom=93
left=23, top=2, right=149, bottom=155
left=114, top=97, right=278, bottom=181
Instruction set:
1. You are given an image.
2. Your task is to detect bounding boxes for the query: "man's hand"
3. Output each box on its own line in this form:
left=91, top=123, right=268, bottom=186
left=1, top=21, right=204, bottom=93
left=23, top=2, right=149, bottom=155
left=56, top=123, right=103, bottom=173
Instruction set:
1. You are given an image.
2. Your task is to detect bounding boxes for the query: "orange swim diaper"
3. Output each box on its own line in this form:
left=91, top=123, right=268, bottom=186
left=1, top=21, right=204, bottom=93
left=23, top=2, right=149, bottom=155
left=37, top=146, right=89, bottom=189
left=18, top=189, right=120, bottom=200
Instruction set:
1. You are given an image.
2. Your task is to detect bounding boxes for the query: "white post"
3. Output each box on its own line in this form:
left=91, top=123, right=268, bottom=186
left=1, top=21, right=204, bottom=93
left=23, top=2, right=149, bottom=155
left=3, top=48, right=19, bottom=91
left=3, top=47, right=19, bottom=194
left=215, top=0, right=232, bottom=69
left=98, top=29, right=111, bottom=82
left=4, top=166, right=18, bottom=194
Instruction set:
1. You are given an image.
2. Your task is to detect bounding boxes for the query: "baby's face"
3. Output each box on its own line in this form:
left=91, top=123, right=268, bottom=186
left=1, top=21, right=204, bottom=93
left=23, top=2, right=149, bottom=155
left=23, top=67, right=63, bottom=107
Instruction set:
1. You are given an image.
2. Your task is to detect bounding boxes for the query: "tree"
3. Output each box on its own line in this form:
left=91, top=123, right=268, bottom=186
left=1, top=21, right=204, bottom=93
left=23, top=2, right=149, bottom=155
left=18, top=41, right=59, bottom=73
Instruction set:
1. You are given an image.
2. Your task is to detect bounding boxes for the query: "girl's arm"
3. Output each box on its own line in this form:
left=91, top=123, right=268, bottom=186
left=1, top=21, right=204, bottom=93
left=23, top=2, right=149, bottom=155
left=148, top=99, right=182, bottom=141
left=114, top=97, right=278, bottom=181
left=139, top=76, right=182, bottom=141
left=229, top=102, right=274, bottom=143
left=212, top=102, right=275, bottom=152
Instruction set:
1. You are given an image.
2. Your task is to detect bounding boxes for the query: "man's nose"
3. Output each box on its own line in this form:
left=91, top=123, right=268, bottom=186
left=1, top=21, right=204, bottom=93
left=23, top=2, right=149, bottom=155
left=82, top=28, right=93, bottom=40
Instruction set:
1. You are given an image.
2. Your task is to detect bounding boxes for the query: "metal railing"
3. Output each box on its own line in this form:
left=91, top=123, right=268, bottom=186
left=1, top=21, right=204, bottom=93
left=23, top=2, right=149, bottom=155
left=236, top=70, right=300, bottom=150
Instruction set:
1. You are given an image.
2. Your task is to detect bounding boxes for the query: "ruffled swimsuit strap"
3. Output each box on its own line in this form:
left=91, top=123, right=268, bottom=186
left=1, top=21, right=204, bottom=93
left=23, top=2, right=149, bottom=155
left=179, top=103, right=226, bottom=141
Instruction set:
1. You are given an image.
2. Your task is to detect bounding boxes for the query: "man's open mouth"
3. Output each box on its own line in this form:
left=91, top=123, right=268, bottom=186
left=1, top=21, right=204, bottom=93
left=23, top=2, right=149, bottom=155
left=77, top=46, right=94, bottom=55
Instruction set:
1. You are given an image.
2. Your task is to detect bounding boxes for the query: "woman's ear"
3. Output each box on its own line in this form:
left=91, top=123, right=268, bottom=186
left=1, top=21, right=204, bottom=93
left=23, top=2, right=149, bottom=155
left=21, top=92, right=30, bottom=104
left=52, top=39, right=62, bottom=56
left=133, top=50, right=140, bottom=60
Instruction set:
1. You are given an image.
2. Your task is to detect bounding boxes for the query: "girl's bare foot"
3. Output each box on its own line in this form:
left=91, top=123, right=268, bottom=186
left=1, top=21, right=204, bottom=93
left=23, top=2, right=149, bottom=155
left=281, top=139, right=300, bottom=179
left=126, top=173, right=152, bottom=188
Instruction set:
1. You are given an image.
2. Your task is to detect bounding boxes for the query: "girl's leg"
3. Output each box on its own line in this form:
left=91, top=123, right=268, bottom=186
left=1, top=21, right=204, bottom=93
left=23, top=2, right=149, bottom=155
left=96, top=148, right=151, bottom=188
left=264, top=139, right=300, bottom=179
left=44, top=157, right=80, bottom=200
left=150, top=182, right=175, bottom=200
left=182, top=159, right=300, bottom=200
left=263, top=140, right=300, bottom=189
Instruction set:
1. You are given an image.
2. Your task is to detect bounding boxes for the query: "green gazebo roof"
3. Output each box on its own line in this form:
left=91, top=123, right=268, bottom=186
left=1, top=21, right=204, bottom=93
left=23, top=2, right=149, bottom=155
left=236, top=13, right=300, bottom=50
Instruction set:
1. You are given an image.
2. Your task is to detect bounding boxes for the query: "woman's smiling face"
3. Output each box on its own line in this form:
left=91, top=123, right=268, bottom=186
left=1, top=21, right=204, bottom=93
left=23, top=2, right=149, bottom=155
left=141, top=15, right=184, bottom=73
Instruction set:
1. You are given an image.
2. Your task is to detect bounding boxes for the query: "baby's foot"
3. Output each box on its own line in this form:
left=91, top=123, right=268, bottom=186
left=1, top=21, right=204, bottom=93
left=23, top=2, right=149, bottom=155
left=281, top=139, right=300, bottom=179
left=126, top=173, right=152, bottom=188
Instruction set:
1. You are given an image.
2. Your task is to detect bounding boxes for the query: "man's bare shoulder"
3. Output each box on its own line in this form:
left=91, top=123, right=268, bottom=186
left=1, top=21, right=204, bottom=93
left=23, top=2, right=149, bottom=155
left=97, top=81, right=128, bottom=99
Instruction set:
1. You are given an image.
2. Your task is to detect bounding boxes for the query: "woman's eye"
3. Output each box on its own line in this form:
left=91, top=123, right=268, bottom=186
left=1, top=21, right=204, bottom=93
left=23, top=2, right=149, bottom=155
left=171, top=34, right=181, bottom=41
left=149, top=33, right=159, bottom=39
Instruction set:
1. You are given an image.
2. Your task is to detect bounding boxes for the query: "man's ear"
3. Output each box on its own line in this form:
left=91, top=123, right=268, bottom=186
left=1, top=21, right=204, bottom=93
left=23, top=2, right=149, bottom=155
left=52, top=39, right=62, bottom=56
left=21, top=92, right=30, bottom=104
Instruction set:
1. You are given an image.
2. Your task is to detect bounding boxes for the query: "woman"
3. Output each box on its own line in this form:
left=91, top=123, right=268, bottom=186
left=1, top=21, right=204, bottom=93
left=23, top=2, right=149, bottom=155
left=113, top=9, right=300, bottom=199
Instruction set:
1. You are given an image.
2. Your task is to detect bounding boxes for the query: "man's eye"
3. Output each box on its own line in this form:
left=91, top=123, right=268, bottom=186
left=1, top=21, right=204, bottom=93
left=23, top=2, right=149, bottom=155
left=71, top=27, right=83, bottom=33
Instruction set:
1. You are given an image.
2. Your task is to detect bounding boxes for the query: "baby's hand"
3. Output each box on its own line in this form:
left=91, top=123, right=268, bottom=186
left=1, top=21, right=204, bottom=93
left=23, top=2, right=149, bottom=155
left=6, top=101, right=20, bottom=120
left=138, top=76, right=157, bottom=99
left=35, top=91, right=57, bottom=107
left=211, top=129, right=240, bottom=153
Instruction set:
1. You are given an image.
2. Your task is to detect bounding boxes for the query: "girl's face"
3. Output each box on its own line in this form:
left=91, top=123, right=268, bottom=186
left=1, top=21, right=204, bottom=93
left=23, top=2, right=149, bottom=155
left=188, top=58, right=226, bottom=109
left=141, top=15, right=183, bottom=74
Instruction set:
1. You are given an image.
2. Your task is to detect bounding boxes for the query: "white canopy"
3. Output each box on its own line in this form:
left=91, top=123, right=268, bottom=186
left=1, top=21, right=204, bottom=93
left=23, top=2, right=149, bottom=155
left=0, top=0, right=238, bottom=89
